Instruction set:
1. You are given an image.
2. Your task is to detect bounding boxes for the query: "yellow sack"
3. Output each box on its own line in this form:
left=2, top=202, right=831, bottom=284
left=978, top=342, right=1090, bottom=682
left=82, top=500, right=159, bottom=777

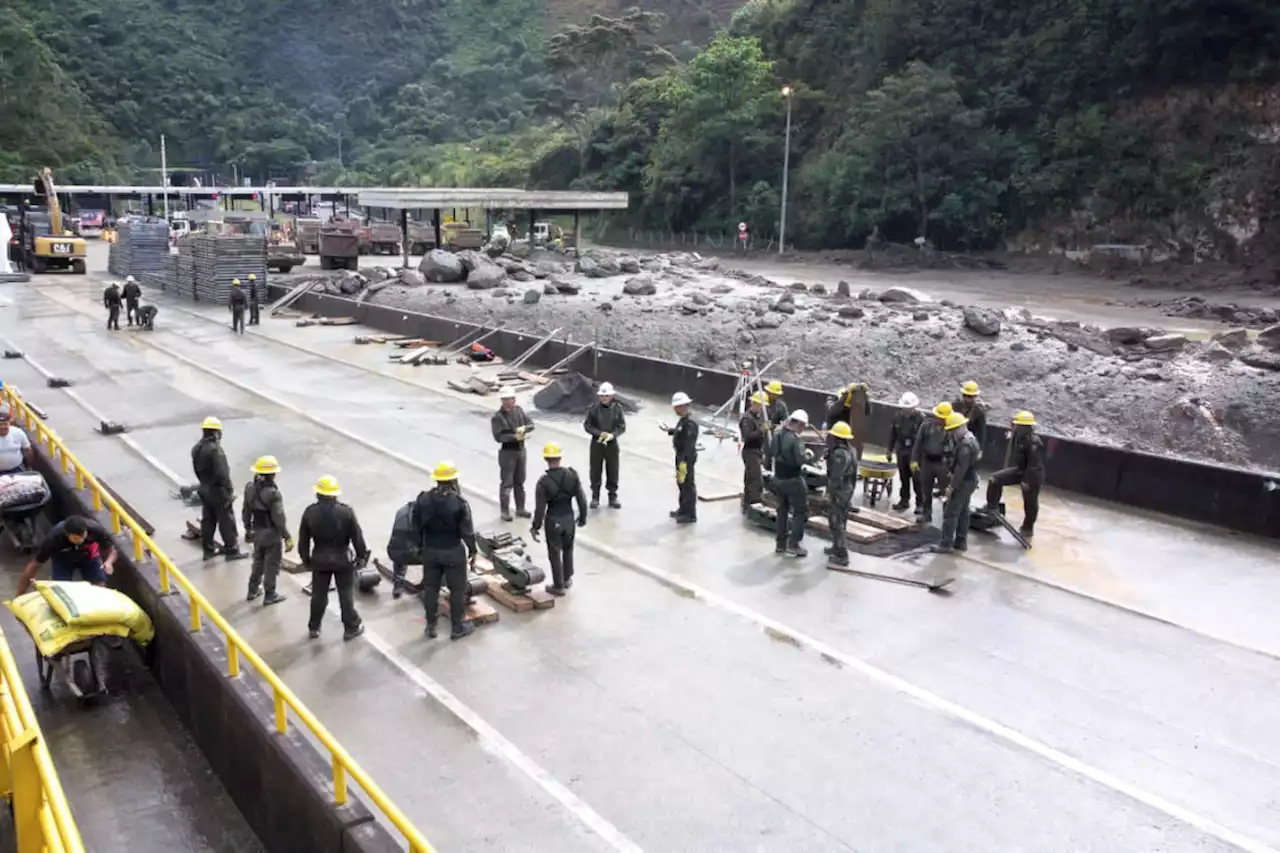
left=34, top=581, right=155, bottom=645
left=5, top=592, right=124, bottom=659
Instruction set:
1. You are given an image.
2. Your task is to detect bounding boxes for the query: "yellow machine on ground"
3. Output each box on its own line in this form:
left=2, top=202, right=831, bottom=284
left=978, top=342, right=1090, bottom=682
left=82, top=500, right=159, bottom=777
left=21, top=168, right=87, bottom=274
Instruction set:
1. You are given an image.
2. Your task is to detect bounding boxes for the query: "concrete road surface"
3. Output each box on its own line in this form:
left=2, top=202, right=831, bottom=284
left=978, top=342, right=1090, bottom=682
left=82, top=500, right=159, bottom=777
left=0, top=258, right=1276, bottom=852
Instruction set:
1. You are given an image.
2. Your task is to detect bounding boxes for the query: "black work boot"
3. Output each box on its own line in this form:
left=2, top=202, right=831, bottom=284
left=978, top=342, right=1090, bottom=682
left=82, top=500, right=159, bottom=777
left=823, top=544, right=836, bottom=556
left=590, top=494, right=600, bottom=509
left=223, top=546, right=249, bottom=562
left=203, top=549, right=218, bottom=560
left=1019, top=526, right=1035, bottom=539
left=246, top=587, right=261, bottom=601
left=425, top=620, right=438, bottom=639
left=343, top=623, right=365, bottom=641
left=930, top=543, right=954, bottom=554
left=608, top=494, right=621, bottom=509
left=545, top=584, right=566, bottom=597
left=892, top=500, right=910, bottom=511
left=775, top=539, right=787, bottom=555
left=263, top=592, right=286, bottom=606
left=953, top=540, right=968, bottom=552
left=827, top=550, right=850, bottom=568
left=451, top=622, right=476, bottom=641
left=786, top=544, right=809, bottom=558
left=515, top=508, right=532, bottom=519
left=308, top=627, right=321, bottom=640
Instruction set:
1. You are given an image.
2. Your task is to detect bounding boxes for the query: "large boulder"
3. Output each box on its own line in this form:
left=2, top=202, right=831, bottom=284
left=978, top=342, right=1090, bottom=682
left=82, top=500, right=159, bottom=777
left=1143, top=333, right=1187, bottom=352
left=419, top=249, right=465, bottom=283
left=337, top=271, right=368, bottom=294
left=533, top=259, right=569, bottom=279
left=1211, top=328, right=1249, bottom=349
left=618, top=255, right=641, bottom=274
left=485, top=232, right=510, bottom=257
left=878, top=286, right=931, bottom=304
left=1240, top=346, right=1280, bottom=370
left=465, top=260, right=507, bottom=290
left=397, top=268, right=426, bottom=288
left=523, top=288, right=541, bottom=305
left=837, top=305, right=865, bottom=319
left=1106, top=326, right=1146, bottom=345
left=623, top=274, right=658, bottom=296
left=962, top=306, right=1002, bottom=336
left=577, top=253, right=621, bottom=278
left=553, top=277, right=581, bottom=295
left=1256, top=323, right=1280, bottom=351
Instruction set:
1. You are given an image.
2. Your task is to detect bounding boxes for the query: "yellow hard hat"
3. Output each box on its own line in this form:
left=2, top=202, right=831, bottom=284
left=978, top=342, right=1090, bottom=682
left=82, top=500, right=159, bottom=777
left=932, top=402, right=953, bottom=419
left=314, top=475, right=342, bottom=496
left=542, top=442, right=562, bottom=459
left=830, top=421, right=854, bottom=440
left=248, top=274, right=257, bottom=280
left=432, top=462, right=458, bottom=482
left=961, top=380, right=980, bottom=396
left=945, top=412, right=969, bottom=431
left=251, top=455, right=280, bottom=475
left=1013, top=410, right=1036, bottom=426
left=232, top=278, right=241, bottom=286
left=750, top=391, right=767, bottom=405
left=765, top=380, right=784, bottom=396
left=200, top=416, right=223, bottom=431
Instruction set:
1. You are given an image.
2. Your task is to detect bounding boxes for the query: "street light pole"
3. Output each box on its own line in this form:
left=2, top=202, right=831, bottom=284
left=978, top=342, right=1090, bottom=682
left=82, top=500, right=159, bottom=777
left=779, top=85, right=793, bottom=254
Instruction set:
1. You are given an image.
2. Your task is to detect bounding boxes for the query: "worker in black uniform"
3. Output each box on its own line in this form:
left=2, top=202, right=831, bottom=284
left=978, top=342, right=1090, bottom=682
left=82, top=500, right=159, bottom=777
left=824, top=421, right=857, bottom=567
left=934, top=413, right=980, bottom=553
left=299, top=475, right=368, bottom=641
left=762, top=380, right=788, bottom=469
left=122, top=275, right=142, bottom=326
left=229, top=278, right=247, bottom=334
left=911, top=402, right=952, bottom=524
left=739, top=391, right=768, bottom=513
left=242, top=455, right=291, bottom=606
left=103, top=281, right=122, bottom=331
left=247, top=274, right=261, bottom=326
left=530, top=443, right=588, bottom=596
left=413, top=462, right=478, bottom=640
left=491, top=387, right=534, bottom=521
left=887, top=392, right=924, bottom=512
left=771, top=409, right=811, bottom=557
left=582, top=381, right=625, bottom=509
left=137, top=304, right=158, bottom=331
left=664, top=391, right=699, bottom=523
left=824, top=382, right=871, bottom=457
left=953, top=381, right=988, bottom=457
left=191, top=416, right=247, bottom=561
left=984, top=410, right=1046, bottom=538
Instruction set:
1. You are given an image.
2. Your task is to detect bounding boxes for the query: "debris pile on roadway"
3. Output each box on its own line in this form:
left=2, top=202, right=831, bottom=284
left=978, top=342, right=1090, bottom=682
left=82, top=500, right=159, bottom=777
left=532, top=372, right=641, bottom=415
left=182, top=234, right=267, bottom=303
left=1122, top=295, right=1280, bottom=327
left=107, top=218, right=170, bottom=279
left=360, top=246, right=1280, bottom=472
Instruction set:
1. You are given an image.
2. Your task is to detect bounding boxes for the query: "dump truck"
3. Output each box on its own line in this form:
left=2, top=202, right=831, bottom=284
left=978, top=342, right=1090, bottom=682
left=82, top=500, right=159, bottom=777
left=405, top=221, right=436, bottom=255
left=267, top=220, right=305, bottom=273
left=443, top=221, right=485, bottom=251
left=296, top=217, right=322, bottom=253
left=367, top=220, right=402, bottom=255
left=318, top=226, right=360, bottom=270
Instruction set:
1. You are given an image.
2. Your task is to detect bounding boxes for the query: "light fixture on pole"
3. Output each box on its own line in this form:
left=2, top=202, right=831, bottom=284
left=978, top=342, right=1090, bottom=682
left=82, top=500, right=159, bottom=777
left=779, top=84, right=793, bottom=254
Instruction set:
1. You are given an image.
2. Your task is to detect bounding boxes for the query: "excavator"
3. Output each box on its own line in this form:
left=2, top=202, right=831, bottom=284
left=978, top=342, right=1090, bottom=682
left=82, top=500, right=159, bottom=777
left=19, top=168, right=87, bottom=274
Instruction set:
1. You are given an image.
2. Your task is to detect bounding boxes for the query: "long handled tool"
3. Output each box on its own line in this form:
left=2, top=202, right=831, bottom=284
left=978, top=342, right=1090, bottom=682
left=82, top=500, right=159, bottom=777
left=826, top=563, right=954, bottom=593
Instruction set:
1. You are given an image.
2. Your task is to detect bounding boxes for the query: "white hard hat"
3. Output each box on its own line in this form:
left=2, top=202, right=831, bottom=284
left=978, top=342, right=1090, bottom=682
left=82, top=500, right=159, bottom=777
left=499, top=386, right=516, bottom=399
left=790, top=409, right=809, bottom=425
left=899, top=392, right=919, bottom=409
left=671, top=391, right=692, bottom=407
left=597, top=382, right=615, bottom=397
left=126, top=275, right=136, bottom=283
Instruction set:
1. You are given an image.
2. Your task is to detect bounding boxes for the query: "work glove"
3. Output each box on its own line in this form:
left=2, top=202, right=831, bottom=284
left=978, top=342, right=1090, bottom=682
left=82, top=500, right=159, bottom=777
left=910, top=461, right=920, bottom=473
left=577, top=517, right=587, bottom=528
left=676, top=462, right=688, bottom=485
left=516, top=426, right=526, bottom=441
left=284, top=537, right=295, bottom=553
left=530, top=527, right=541, bottom=543
left=599, top=432, right=613, bottom=444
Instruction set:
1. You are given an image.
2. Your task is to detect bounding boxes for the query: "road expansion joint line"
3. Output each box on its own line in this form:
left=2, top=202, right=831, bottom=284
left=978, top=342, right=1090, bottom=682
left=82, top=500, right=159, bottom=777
left=24, top=287, right=1279, bottom=853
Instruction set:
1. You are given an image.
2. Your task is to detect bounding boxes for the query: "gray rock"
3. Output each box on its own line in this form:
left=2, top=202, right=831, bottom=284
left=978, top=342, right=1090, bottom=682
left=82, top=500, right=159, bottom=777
left=510, top=270, right=535, bottom=283
left=1211, top=328, right=1249, bottom=349
left=397, top=268, right=426, bottom=288
left=832, top=317, right=851, bottom=327
left=695, top=257, right=721, bottom=271
left=464, top=261, right=506, bottom=290
left=554, top=277, right=581, bottom=295
left=810, top=283, right=827, bottom=295
left=879, top=286, right=932, bottom=304
left=508, top=241, right=533, bottom=259
left=618, top=256, right=641, bottom=274
left=544, top=282, right=558, bottom=295
left=1202, top=343, right=1234, bottom=362
left=679, top=302, right=701, bottom=315
left=1002, top=306, right=1033, bottom=323
left=1240, top=346, right=1280, bottom=370
left=1106, top=326, right=1145, bottom=345
left=455, top=249, right=490, bottom=273
left=522, top=288, right=541, bottom=305
left=857, top=288, right=878, bottom=300
left=836, top=280, right=851, bottom=297
left=622, top=274, right=658, bottom=296
left=912, top=311, right=930, bottom=321
left=811, top=310, right=831, bottom=322
left=485, top=233, right=510, bottom=257
left=533, top=259, right=568, bottom=279
left=789, top=282, right=808, bottom=292
left=419, top=249, right=465, bottom=283
left=838, top=305, right=865, bottom=319
left=962, top=306, right=1002, bottom=336
left=691, top=291, right=713, bottom=306
left=1143, top=333, right=1187, bottom=352
left=773, top=301, right=797, bottom=315
left=711, top=284, right=733, bottom=294
left=1256, top=324, right=1280, bottom=351
left=1010, top=341, right=1028, bottom=351
left=940, top=299, right=957, bottom=308
left=753, top=314, right=784, bottom=329
left=490, top=287, right=509, bottom=298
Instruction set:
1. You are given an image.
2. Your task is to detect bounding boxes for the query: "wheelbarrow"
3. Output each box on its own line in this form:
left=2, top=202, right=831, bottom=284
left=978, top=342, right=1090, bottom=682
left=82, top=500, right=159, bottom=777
left=856, top=454, right=897, bottom=507
left=36, top=636, right=110, bottom=705
left=0, top=477, right=52, bottom=552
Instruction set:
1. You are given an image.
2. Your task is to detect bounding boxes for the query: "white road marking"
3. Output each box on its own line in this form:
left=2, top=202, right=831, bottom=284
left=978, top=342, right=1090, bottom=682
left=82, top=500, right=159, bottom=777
left=24, top=284, right=1280, bottom=853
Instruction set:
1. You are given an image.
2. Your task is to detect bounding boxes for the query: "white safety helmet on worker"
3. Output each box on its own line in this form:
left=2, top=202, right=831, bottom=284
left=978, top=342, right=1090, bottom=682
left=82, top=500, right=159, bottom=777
left=598, top=382, right=615, bottom=397
left=898, top=392, right=919, bottom=409
left=499, top=386, right=516, bottom=399
left=671, top=391, right=692, bottom=407
left=790, top=409, right=809, bottom=425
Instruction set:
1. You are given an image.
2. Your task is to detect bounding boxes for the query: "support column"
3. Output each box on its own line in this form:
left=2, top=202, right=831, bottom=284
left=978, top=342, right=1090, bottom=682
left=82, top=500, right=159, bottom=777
left=574, top=210, right=581, bottom=258
left=484, top=208, right=491, bottom=240
left=146, top=194, right=154, bottom=217
left=400, top=208, right=409, bottom=269
left=528, top=208, right=536, bottom=244
left=433, top=208, right=442, bottom=250
left=345, top=195, right=350, bottom=216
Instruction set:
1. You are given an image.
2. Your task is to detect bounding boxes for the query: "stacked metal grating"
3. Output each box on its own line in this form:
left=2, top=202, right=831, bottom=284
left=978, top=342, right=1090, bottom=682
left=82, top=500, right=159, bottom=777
left=174, top=251, right=195, bottom=298
left=139, top=256, right=177, bottom=293
left=106, top=219, right=171, bottom=279
left=188, top=234, right=267, bottom=304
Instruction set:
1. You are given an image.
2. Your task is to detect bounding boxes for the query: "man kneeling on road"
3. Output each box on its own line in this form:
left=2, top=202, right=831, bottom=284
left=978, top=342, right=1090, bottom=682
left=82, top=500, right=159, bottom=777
left=0, top=412, right=33, bottom=474
left=18, top=515, right=117, bottom=594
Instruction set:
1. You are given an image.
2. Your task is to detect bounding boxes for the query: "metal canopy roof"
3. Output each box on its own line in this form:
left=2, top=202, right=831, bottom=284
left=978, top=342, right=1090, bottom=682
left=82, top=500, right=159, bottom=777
left=358, top=189, right=629, bottom=211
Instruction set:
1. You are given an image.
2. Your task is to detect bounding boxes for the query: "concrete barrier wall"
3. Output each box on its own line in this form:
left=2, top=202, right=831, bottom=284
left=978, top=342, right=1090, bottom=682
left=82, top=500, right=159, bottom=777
left=28, top=446, right=400, bottom=853
left=277, top=289, right=1280, bottom=538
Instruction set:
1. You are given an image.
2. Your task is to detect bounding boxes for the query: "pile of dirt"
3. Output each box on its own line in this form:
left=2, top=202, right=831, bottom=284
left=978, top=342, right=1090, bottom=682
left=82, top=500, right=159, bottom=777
left=533, top=372, right=642, bottom=415
left=369, top=248, right=1280, bottom=473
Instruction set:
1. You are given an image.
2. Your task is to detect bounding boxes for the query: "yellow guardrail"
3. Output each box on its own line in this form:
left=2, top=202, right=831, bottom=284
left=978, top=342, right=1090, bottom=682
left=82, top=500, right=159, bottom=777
left=3, top=387, right=437, bottom=853
left=0, top=625, right=84, bottom=853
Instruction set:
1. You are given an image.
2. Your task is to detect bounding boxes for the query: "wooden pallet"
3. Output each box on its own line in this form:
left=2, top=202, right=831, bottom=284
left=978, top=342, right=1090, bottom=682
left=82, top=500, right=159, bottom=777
left=474, top=555, right=555, bottom=612
left=849, top=506, right=917, bottom=533
left=749, top=503, right=886, bottom=544
left=436, top=593, right=499, bottom=625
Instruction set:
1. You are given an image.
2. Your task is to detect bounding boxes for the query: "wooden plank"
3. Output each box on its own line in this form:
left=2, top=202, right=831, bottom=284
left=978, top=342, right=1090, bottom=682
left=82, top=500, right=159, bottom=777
left=474, top=556, right=555, bottom=611
left=806, top=513, right=887, bottom=544
left=319, top=317, right=358, bottom=326
left=516, top=370, right=552, bottom=386
left=849, top=506, right=916, bottom=532
left=698, top=490, right=742, bottom=503
left=439, top=592, right=499, bottom=624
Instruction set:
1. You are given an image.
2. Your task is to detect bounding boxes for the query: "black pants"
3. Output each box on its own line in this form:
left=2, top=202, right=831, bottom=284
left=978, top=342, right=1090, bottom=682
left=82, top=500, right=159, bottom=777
left=940, top=478, right=978, bottom=547
left=232, top=308, right=245, bottom=334
left=676, top=462, right=697, bottom=519
left=498, top=448, right=527, bottom=514
left=249, top=302, right=260, bottom=325
left=126, top=299, right=139, bottom=325
left=827, top=491, right=852, bottom=559
left=895, top=453, right=919, bottom=507
left=917, top=457, right=945, bottom=522
left=741, top=447, right=764, bottom=512
left=249, top=534, right=282, bottom=596
left=107, top=306, right=120, bottom=330
left=201, top=499, right=239, bottom=552
left=986, top=468, right=1041, bottom=531
left=308, top=569, right=360, bottom=632
left=588, top=441, right=620, bottom=498
left=773, top=477, right=807, bottom=548
left=544, top=515, right=576, bottom=588
left=422, top=550, right=467, bottom=631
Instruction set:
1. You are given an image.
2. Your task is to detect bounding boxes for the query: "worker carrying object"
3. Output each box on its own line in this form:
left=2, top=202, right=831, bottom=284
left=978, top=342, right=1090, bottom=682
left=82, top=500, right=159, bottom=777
left=122, top=275, right=141, bottom=326
left=299, top=475, right=368, bottom=641
left=887, top=392, right=924, bottom=513
left=739, top=391, right=769, bottom=514
left=247, top=274, right=261, bottom=326
left=582, top=382, right=626, bottom=509
left=491, top=387, right=535, bottom=521
left=664, top=392, right=699, bottom=523
left=469, top=342, right=496, bottom=362
left=911, top=402, right=952, bottom=525
left=229, top=279, right=247, bottom=335
left=770, top=408, right=811, bottom=557
left=762, top=380, right=788, bottom=471
left=102, top=281, right=122, bottom=331
left=17, top=516, right=118, bottom=595
left=984, top=411, right=1045, bottom=539
left=531, top=443, right=588, bottom=596
left=824, top=421, right=858, bottom=568
left=934, top=413, right=980, bottom=554
left=825, top=382, right=871, bottom=457
left=191, top=416, right=248, bottom=561
left=952, top=381, right=988, bottom=456
left=137, top=304, right=158, bottom=331
left=242, top=455, right=291, bottom=606
left=412, top=462, right=478, bottom=640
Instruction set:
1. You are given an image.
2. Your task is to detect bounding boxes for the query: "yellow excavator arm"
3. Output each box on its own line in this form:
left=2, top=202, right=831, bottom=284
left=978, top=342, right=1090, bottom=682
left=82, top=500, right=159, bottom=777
left=34, top=167, right=64, bottom=235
